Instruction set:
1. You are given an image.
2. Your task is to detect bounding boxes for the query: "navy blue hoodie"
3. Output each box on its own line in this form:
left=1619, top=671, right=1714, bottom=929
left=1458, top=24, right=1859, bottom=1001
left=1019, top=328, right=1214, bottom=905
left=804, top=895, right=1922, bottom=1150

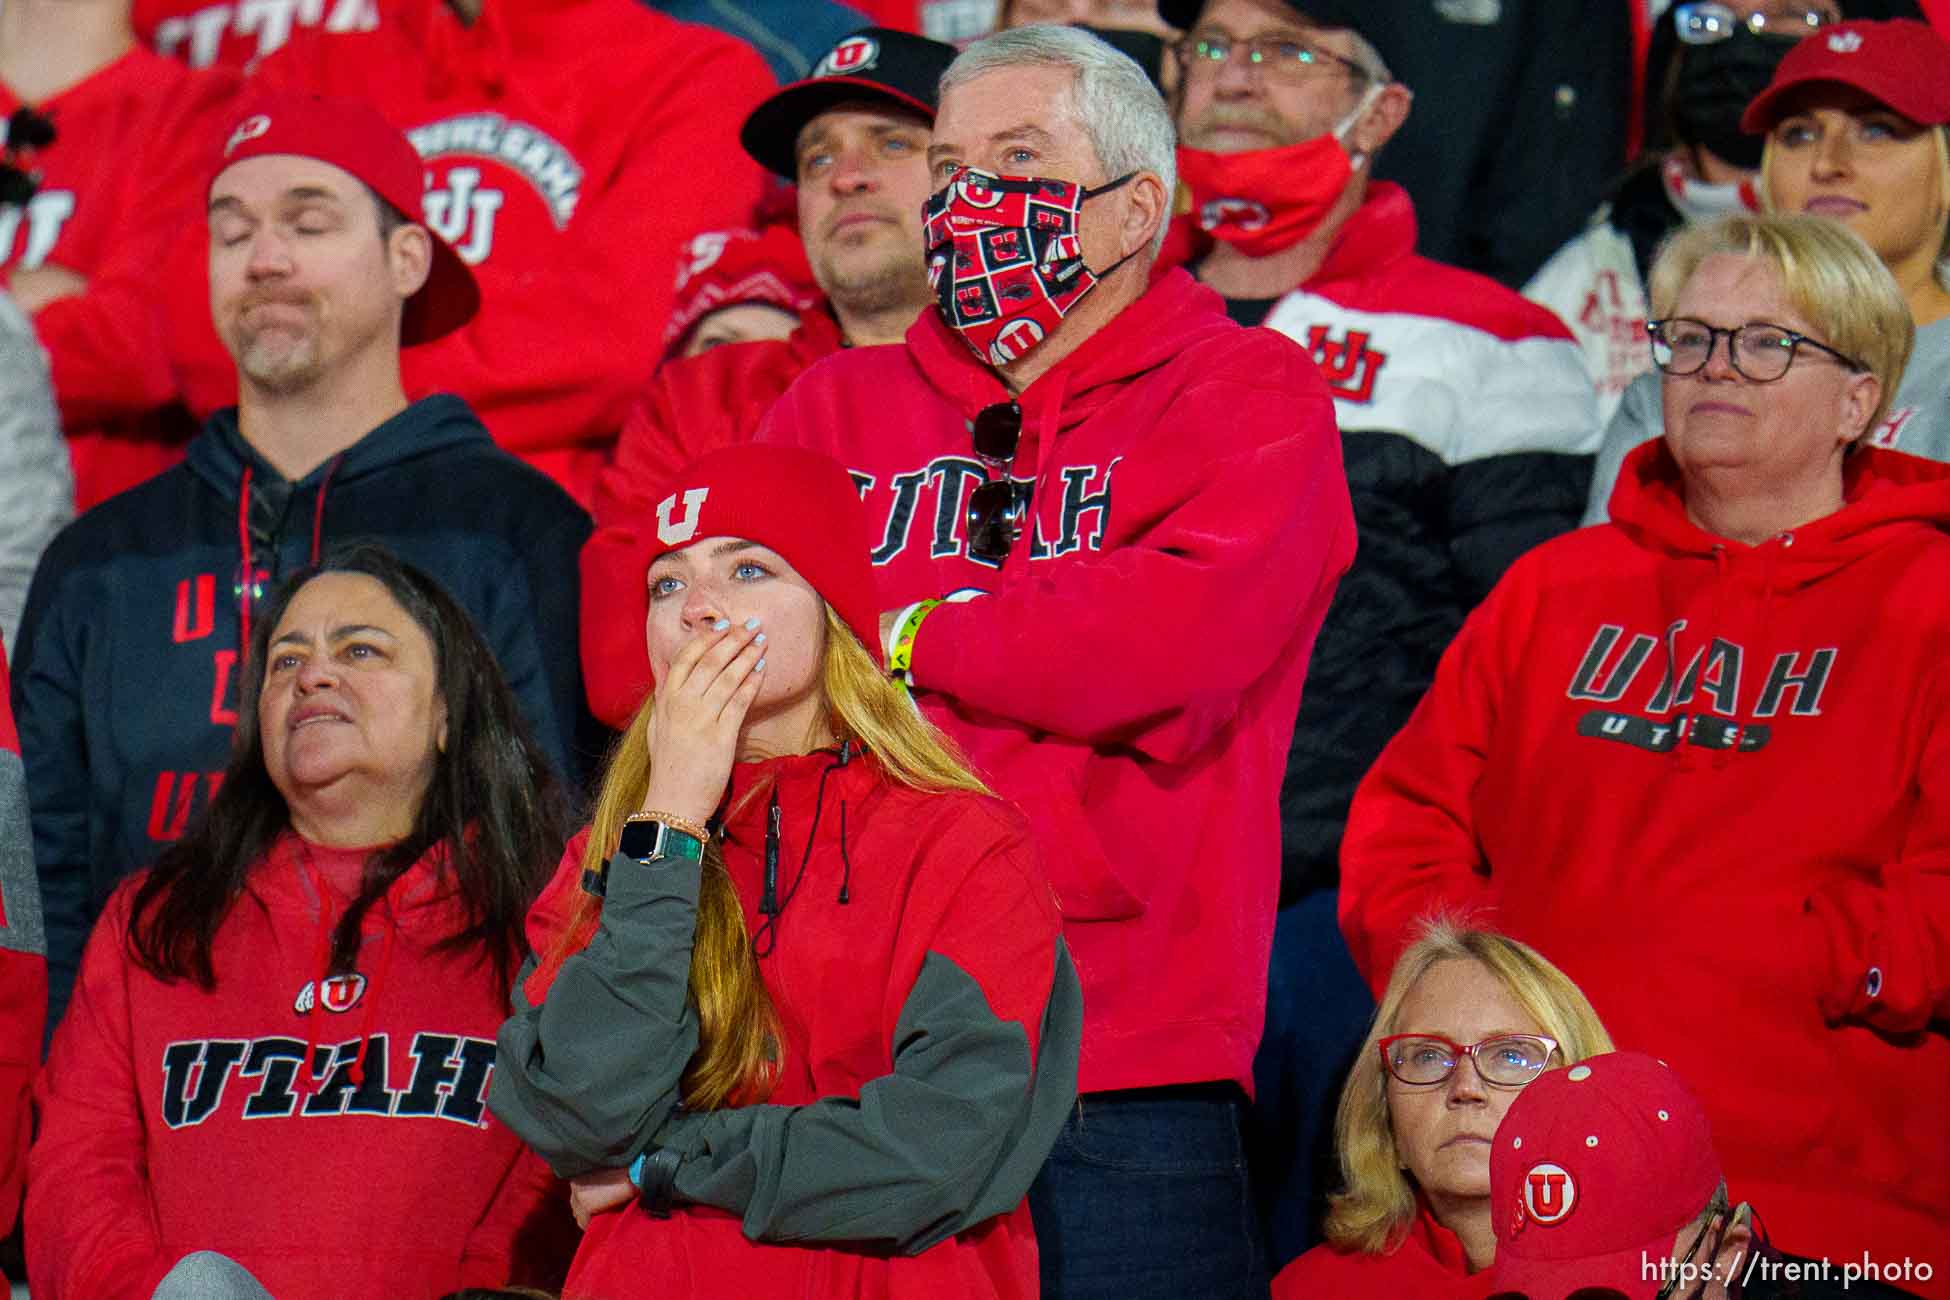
left=12, top=394, right=592, bottom=1031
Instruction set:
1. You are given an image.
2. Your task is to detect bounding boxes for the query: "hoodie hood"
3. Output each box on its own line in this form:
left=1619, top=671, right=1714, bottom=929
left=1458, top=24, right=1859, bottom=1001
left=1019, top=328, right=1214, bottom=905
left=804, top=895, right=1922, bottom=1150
left=905, top=268, right=1238, bottom=432
left=1609, top=437, right=1950, bottom=587
left=185, top=394, right=495, bottom=502
left=904, top=269, right=1239, bottom=539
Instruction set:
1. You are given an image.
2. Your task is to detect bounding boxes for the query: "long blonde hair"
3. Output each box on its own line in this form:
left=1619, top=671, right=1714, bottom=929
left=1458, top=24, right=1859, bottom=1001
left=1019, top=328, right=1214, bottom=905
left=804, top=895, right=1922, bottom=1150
left=1323, top=920, right=1615, bottom=1254
left=537, top=606, right=989, bottom=1110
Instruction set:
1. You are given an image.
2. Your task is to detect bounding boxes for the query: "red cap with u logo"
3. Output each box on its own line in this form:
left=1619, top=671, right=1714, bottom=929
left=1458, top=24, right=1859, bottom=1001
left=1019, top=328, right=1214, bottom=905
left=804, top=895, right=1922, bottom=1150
left=1488, top=1052, right=1724, bottom=1300
left=210, top=91, right=480, bottom=346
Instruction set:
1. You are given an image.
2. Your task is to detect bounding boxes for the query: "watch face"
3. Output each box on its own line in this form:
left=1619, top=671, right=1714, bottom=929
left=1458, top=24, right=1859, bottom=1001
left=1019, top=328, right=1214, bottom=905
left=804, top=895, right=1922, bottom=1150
left=618, top=818, right=663, bottom=861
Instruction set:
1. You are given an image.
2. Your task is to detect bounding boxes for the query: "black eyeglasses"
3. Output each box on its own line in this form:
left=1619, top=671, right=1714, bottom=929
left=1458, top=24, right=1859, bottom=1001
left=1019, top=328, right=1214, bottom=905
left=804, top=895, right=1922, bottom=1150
left=1646, top=317, right=1865, bottom=383
left=1176, top=30, right=1372, bottom=82
left=966, top=401, right=1025, bottom=564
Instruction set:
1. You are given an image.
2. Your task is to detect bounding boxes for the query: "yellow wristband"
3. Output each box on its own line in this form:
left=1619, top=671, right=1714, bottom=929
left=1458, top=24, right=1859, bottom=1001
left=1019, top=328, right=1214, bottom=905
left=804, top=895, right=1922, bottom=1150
left=887, top=599, right=941, bottom=682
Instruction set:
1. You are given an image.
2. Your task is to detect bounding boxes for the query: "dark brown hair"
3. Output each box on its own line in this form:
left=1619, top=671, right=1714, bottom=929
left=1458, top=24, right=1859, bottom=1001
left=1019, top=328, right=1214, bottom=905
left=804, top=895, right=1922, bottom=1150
left=128, top=542, right=568, bottom=994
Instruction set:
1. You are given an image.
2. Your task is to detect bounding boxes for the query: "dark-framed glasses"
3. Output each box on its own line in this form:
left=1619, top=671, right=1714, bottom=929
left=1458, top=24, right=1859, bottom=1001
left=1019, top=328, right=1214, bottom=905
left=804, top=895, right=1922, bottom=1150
left=1646, top=317, right=1865, bottom=383
left=1175, top=29, right=1372, bottom=82
left=1378, top=1033, right=1560, bottom=1088
left=1674, top=1, right=1836, bottom=44
left=966, top=401, right=1025, bottom=564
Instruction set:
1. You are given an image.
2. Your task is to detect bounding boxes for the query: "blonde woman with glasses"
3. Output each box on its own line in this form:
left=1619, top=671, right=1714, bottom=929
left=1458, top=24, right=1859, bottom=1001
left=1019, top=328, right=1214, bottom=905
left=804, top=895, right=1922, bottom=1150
left=1273, top=922, right=1613, bottom=1298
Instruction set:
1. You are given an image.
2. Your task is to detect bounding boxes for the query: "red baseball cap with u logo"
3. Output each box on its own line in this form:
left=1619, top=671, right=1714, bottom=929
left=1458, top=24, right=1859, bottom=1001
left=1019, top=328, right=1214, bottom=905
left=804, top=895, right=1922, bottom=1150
left=210, top=92, right=480, bottom=345
left=1488, top=1052, right=1724, bottom=1300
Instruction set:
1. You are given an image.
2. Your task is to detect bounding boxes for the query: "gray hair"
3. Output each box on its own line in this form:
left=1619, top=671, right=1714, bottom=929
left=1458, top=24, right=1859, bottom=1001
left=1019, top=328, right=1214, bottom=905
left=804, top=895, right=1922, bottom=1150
left=940, top=24, right=1177, bottom=256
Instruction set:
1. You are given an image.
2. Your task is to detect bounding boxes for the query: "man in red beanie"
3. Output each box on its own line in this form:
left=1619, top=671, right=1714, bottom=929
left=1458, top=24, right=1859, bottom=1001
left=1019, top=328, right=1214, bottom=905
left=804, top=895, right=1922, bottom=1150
left=761, top=24, right=1353, bottom=1299
left=581, top=27, right=957, bottom=730
left=10, top=92, right=593, bottom=1035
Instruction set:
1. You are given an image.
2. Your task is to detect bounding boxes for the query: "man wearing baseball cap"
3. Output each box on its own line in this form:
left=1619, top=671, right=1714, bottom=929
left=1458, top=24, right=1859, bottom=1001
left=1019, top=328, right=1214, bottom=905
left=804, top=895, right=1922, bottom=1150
left=580, top=27, right=958, bottom=729
left=1487, top=1052, right=1892, bottom=1300
left=11, top=91, right=594, bottom=1034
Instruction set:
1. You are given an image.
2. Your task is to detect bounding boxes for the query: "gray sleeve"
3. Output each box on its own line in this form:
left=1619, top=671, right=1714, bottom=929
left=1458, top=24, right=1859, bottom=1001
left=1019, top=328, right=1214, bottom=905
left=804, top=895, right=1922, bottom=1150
left=488, top=852, right=700, bottom=1179
left=1582, top=370, right=1664, bottom=526
left=0, top=295, right=70, bottom=657
left=653, top=943, right=1083, bottom=1255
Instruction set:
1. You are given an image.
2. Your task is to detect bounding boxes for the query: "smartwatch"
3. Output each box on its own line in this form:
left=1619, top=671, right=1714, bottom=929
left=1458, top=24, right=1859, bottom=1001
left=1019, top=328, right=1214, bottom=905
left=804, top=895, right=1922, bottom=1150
left=618, top=816, right=706, bottom=865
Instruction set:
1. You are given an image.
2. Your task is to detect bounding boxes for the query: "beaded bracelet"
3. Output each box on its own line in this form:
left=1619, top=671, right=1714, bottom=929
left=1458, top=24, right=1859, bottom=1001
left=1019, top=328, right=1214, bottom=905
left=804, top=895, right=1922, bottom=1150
left=626, top=810, right=711, bottom=845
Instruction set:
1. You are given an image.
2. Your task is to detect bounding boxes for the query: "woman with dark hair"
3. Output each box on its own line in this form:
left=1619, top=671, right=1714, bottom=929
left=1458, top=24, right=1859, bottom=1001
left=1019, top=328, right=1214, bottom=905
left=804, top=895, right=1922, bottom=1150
left=27, top=542, right=573, bottom=1299
left=490, top=443, right=1081, bottom=1300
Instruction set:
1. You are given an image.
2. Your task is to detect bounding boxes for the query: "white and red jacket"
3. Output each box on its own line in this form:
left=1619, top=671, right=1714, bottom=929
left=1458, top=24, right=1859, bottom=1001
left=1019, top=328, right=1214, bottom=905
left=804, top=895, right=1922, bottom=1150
left=1, top=50, right=239, bottom=510
left=581, top=306, right=845, bottom=728
left=758, top=269, right=1355, bottom=1096
left=28, top=834, right=571, bottom=1298
left=1341, top=440, right=1950, bottom=1295
left=175, top=0, right=776, bottom=507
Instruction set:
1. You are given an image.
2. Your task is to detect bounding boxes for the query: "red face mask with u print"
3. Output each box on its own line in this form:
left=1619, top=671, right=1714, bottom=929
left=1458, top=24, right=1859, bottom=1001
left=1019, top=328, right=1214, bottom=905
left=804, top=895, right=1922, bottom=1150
left=924, top=166, right=1136, bottom=367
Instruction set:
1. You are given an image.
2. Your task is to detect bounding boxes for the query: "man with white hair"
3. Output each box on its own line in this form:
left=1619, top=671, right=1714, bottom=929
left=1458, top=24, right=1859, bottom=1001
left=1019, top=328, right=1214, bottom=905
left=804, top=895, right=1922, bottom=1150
left=758, top=25, right=1354, bottom=1298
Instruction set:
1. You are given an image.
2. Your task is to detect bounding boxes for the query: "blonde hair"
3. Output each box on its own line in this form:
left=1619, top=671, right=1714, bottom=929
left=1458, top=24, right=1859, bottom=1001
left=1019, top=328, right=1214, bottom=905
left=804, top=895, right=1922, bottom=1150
left=537, top=606, right=989, bottom=1110
left=1322, top=920, right=1615, bottom=1254
left=1756, top=123, right=1950, bottom=293
left=1648, top=211, right=1914, bottom=435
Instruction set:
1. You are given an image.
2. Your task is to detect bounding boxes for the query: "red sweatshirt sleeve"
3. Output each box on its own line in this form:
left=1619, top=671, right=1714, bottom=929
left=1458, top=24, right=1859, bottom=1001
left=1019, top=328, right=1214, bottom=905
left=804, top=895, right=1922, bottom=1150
left=30, top=65, right=241, bottom=427
left=1337, top=568, right=1520, bottom=993
left=909, top=362, right=1353, bottom=765
left=1804, top=674, right=1950, bottom=1033
left=458, top=1145, right=575, bottom=1288
left=26, top=889, right=176, bottom=1300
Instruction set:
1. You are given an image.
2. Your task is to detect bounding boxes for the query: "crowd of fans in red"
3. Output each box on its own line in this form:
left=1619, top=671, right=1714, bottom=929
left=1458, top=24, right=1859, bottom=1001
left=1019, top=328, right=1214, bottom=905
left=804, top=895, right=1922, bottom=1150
left=1, top=0, right=1948, bottom=1296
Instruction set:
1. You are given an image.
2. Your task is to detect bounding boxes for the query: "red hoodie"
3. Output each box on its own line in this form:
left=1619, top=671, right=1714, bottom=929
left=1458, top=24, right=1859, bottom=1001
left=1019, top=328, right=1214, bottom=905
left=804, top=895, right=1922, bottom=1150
left=2, top=50, right=239, bottom=509
left=1341, top=440, right=1950, bottom=1296
left=187, top=0, right=775, bottom=506
left=0, top=646, right=45, bottom=1286
left=580, top=307, right=846, bottom=728
left=759, top=270, right=1355, bottom=1096
left=28, top=833, right=570, bottom=1299
left=135, top=0, right=390, bottom=69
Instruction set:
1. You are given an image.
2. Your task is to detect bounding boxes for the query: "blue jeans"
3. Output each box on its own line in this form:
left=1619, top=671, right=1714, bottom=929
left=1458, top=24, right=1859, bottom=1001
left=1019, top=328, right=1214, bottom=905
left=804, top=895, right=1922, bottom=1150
left=1027, top=1083, right=1270, bottom=1300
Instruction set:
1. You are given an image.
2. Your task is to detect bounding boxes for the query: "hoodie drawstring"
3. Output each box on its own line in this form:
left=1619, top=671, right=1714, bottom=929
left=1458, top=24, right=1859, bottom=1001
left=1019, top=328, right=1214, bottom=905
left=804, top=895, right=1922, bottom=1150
left=752, top=744, right=855, bottom=957
left=236, top=465, right=255, bottom=656
left=294, top=844, right=402, bottom=1097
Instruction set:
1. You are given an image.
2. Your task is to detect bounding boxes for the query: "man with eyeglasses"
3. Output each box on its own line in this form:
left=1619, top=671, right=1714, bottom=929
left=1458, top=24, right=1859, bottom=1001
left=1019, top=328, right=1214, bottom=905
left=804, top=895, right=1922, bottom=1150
left=1159, top=0, right=1602, bottom=1268
left=758, top=23, right=1354, bottom=1300
left=1485, top=1052, right=1897, bottom=1300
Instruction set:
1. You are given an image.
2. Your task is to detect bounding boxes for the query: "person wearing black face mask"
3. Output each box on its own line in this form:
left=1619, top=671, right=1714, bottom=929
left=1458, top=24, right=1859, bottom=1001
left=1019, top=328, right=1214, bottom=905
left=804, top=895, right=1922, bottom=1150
left=1525, top=1, right=1849, bottom=425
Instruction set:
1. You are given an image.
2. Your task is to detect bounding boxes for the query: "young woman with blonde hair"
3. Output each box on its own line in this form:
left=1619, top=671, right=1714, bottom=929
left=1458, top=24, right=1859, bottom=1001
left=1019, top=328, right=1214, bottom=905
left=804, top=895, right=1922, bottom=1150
left=1273, top=921, right=1614, bottom=1298
left=490, top=444, right=1081, bottom=1300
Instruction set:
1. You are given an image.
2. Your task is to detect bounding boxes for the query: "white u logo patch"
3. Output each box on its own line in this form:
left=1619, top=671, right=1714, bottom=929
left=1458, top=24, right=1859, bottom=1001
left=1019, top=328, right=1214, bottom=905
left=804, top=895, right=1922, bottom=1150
left=655, top=487, right=710, bottom=545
